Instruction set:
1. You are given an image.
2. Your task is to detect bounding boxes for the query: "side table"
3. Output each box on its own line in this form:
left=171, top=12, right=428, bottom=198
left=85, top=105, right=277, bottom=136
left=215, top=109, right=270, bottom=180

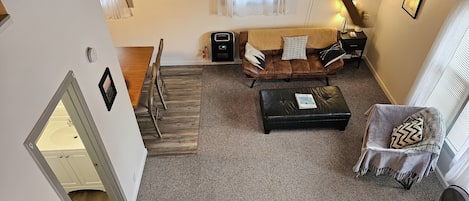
left=340, top=30, right=367, bottom=68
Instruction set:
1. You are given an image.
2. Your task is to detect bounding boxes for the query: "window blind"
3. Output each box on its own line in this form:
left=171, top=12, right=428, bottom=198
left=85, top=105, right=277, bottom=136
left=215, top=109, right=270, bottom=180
left=425, top=27, right=469, bottom=152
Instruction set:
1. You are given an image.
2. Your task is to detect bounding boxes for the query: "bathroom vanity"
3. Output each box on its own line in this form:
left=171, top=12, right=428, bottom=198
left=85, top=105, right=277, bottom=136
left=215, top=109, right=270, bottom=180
left=36, top=121, right=104, bottom=193
left=40, top=149, right=105, bottom=193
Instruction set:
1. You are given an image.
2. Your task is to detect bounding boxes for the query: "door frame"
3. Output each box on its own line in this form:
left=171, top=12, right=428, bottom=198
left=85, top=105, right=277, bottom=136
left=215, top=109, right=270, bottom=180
left=24, top=71, right=125, bottom=201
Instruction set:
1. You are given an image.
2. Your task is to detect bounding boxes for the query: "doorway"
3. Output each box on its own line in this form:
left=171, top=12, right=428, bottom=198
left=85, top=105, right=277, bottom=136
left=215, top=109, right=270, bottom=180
left=36, top=100, right=105, bottom=195
left=24, top=71, right=124, bottom=201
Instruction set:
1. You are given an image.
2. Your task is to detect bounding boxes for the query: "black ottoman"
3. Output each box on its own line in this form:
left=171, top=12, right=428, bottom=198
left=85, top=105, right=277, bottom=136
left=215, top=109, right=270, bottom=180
left=260, top=86, right=351, bottom=134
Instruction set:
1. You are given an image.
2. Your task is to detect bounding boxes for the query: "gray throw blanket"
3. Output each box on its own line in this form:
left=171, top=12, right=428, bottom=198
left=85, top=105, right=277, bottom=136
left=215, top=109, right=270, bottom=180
left=353, top=104, right=446, bottom=183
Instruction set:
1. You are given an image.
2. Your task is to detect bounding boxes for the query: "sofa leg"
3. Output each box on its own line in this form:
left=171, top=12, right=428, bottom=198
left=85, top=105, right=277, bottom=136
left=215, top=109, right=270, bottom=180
left=326, top=77, right=330, bottom=86
left=250, top=80, right=257, bottom=88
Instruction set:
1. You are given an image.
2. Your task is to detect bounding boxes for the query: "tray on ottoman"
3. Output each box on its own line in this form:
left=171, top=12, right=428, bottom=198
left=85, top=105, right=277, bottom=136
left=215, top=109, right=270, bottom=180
left=260, top=86, right=351, bottom=134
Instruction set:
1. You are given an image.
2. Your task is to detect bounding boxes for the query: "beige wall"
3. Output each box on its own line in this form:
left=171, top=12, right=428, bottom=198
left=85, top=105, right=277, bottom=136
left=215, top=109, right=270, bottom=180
left=365, top=0, right=460, bottom=104
left=107, top=0, right=383, bottom=65
left=0, top=0, right=146, bottom=200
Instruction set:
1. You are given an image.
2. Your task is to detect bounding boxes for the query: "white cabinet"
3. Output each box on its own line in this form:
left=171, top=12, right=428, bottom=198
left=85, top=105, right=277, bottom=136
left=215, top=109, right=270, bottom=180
left=42, top=149, right=104, bottom=193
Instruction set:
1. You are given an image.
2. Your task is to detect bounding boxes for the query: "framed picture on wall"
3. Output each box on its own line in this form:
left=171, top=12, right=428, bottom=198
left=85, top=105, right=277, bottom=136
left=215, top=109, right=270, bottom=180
left=402, top=0, right=423, bottom=19
left=99, top=67, right=117, bottom=111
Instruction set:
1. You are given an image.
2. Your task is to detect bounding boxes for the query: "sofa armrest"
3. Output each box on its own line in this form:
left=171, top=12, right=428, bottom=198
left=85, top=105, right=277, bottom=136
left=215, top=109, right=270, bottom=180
left=242, top=58, right=261, bottom=78
left=325, top=58, right=345, bottom=73
left=239, top=31, right=248, bottom=59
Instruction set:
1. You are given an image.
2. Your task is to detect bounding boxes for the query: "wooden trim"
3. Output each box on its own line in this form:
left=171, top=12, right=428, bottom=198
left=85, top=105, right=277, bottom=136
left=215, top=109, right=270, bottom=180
left=0, top=2, right=7, bottom=14
left=0, top=14, right=10, bottom=27
left=126, top=0, right=134, bottom=8
left=342, top=0, right=366, bottom=27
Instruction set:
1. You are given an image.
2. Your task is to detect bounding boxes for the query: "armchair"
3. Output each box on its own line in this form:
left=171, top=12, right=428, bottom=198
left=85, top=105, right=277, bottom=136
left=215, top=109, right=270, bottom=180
left=353, top=104, right=446, bottom=189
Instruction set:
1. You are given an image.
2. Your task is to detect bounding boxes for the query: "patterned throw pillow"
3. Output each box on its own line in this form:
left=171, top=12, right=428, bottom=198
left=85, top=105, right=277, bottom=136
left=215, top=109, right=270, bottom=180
left=245, top=43, right=265, bottom=70
left=319, top=43, right=346, bottom=67
left=390, top=118, right=424, bottom=149
left=281, top=35, right=308, bottom=60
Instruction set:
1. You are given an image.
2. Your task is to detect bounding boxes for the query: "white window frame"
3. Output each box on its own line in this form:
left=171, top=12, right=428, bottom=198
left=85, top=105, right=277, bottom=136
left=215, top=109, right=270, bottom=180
left=407, top=1, right=469, bottom=153
left=218, top=0, right=286, bottom=17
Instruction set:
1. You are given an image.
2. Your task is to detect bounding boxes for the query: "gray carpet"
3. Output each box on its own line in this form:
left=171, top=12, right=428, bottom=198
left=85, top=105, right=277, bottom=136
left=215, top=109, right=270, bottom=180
left=137, top=62, right=444, bottom=201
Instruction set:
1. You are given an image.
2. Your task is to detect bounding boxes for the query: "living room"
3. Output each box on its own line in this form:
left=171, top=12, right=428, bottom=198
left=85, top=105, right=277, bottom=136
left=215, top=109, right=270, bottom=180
left=1, top=0, right=467, bottom=200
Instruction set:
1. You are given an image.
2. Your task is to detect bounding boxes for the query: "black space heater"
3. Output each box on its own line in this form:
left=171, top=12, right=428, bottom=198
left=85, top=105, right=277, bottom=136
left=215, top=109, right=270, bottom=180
left=211, top=32, right=234, bottom=62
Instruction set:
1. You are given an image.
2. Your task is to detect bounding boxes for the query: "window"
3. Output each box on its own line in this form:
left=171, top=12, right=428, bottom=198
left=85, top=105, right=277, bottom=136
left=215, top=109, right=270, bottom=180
left=409, top=0, right=469, bottom=191
left=426, top=29, right=469, bottom=152
left=218, top=0, right=286, bottom=17
left=408, top=4, right=469, bottom=153
left=425, top=28, right=469, bottom=152
left=99, top=0, right=133, bottom=19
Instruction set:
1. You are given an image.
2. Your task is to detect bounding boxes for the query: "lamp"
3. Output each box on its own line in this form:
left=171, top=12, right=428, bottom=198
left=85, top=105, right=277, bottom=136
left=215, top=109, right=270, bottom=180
left=339, top=3, right=349, bottom=34
left=341, top=16, right=348, bottom=34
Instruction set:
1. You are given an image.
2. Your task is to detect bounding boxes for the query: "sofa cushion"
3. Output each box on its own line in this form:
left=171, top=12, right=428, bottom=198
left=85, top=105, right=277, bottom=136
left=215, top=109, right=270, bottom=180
left=390, top=118, right=424, bottom=149
left=245, top=43, right=266, bottom=70
left=270, top=55, right=292, bottom=79
left=248, top=27, right=339, bottom=50
left=319, top=43, right=346, bottom=67
left=282, top=35, right=308, bottom=60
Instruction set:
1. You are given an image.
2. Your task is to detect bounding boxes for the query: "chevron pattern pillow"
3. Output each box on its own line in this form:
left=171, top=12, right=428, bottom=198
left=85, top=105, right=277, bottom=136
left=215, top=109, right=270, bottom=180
left=245, top=42, right=265, bottom=70
left=319, top=43, right=346, bottom=67
left=390, top=118, right=424, bottom=149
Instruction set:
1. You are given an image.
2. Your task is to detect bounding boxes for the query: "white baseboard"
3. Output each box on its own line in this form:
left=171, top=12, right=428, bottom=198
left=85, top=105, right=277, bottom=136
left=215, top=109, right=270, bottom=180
left=130, top=148, right=148, bottom=201
left=436, top=167, right=449, bottom=188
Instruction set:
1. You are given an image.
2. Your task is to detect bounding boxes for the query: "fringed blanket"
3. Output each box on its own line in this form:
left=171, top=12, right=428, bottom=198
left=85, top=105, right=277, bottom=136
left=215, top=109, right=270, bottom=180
left=352, top=104, right=446, bottom=183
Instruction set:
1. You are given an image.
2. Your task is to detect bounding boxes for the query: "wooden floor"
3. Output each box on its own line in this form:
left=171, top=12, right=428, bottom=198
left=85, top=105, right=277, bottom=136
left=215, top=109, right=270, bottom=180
left=137, top=65, right=202, bottom=156
left=68, top=190, right=110, bottom=201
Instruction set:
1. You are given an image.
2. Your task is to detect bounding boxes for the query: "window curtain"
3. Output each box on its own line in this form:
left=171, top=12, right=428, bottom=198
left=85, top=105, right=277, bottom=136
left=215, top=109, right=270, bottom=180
left=218, top=0, right=286, bottom=17
left=100, top=0, right=133, bottom=19
left=406, top=0, right=469, bottom=192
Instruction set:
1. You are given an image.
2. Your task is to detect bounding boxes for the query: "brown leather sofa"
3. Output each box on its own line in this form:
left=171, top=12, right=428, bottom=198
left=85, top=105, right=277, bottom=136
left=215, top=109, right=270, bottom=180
left=239, top=27, right=344, bottom=87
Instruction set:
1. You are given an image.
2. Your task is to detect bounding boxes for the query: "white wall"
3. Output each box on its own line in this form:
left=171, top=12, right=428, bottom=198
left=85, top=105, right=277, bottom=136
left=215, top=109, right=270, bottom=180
left=0, top=0, right=146, bottom=200
left=365, top=0, right=459, bottom=104
left=106, top=0, right=359, bottom=65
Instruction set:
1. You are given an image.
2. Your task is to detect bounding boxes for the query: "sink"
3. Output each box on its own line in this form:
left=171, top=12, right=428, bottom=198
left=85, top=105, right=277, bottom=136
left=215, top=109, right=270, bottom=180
left=37, top=123, right=85, bottom=151
left=49, top=127, right=81, bottom=146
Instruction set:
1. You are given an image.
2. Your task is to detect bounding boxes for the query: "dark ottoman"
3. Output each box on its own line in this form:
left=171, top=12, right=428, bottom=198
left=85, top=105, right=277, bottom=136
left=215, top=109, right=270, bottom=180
left=260, top=86, right=351, bottom=134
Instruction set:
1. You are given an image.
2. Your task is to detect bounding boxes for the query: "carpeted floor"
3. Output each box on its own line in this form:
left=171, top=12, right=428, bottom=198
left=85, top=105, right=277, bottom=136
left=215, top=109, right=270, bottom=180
left=137, top=62, right=444, bottom=201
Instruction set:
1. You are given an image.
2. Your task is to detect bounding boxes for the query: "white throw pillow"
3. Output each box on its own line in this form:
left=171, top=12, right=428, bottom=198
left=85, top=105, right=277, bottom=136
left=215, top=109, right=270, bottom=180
left=281, top=35, right=308, bottom=60
left=245, top=43, right=265, bottom=70
left=390, top=118, right=424, bottom=149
